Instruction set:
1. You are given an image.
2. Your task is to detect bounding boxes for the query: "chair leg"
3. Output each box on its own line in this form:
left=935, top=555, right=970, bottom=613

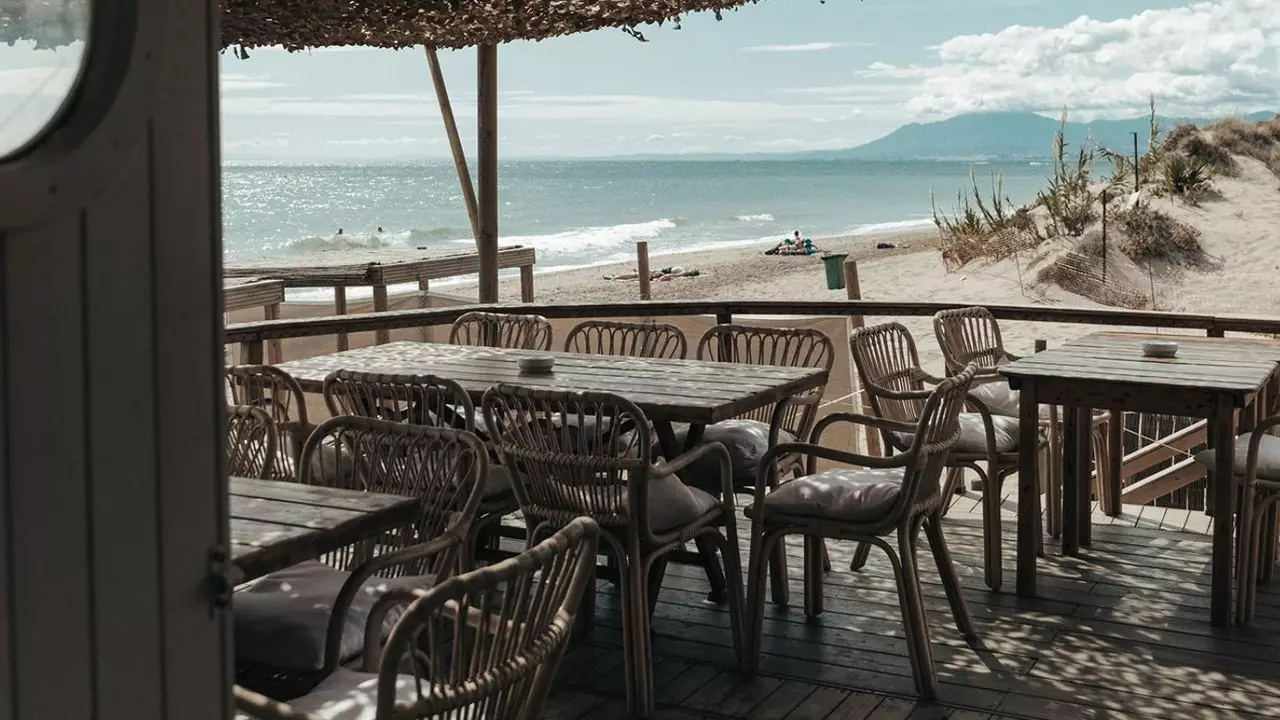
left=1262, top=504, right=1279, bottom=584
left=940, top=467, right=962, bottom=518
left=1047, top=413, right=1063, bottom=539
left=769, top=536, right=791, bottom=606
left=850, top=542, right=872, bottom=571
left=924, top=513, right=976, bottom=640
left=694, top=535, right=728, bottom=604
left=624, top=548, right=655, bottom=718
left=704, top=527, right=749, bottom=670
left=647, top=556, right=669, bottom=619
left=803, top=535, right=824, bottom=617
left=745, top=527, right=785, bottom=674
left=894, top=522, right=938, bottom=699
left=978, top=466, right=1003, bottom=592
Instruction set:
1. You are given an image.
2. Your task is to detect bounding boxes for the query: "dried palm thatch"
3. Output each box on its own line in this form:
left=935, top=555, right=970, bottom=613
left=2, top=0, right=782, bottom=51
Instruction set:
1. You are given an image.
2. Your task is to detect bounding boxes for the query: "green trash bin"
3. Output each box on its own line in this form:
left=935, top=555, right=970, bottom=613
left=822, top=253, right=848, bottom=290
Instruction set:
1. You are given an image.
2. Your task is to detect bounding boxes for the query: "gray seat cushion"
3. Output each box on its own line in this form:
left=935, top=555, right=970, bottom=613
left=540, top=473, right=719, bottom=534
left=969, top=380, right=1057, bottom=421
left=1193, top=433, right=1280, bottom=481
left=484, top=464, right=513, bottom=499
left=893, top=413, right=1019, bottom=454
left=675, top=419, right=797, bottom=484
left=234, top=561, right=435, bottom=672
left=760, top=467, right=907, bottom=523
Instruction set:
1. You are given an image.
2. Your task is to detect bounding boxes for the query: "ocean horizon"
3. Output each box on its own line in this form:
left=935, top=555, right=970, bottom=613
left=223, top=159, right=1051, bottom=294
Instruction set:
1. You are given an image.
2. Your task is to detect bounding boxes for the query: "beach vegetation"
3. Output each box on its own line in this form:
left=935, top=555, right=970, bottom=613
left=1101, top=97, right=1165, bottom=192
left=1163, top=123, right=1237, bottom=176
left=1113, top=202, right=1205, bottom=265
left=1204, top=116, right=1280, bottom=180
left=1035, top=109, right=1097, bottom=238
left=931, top=167, right=1037, bottom=267
left=1158, top=153, right=1215, bottom=204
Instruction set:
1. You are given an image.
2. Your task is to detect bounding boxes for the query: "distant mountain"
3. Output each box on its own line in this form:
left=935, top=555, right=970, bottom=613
left=806, top=110, right=1277, bottom=162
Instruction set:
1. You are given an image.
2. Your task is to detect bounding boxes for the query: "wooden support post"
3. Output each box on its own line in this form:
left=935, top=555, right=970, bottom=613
left=844, top=259, right=880, bottom=455
left=264, top=303, right=283, bottom=364
left=476, top=45, right=500, bottom=304
left=334, top=286, right=349, bottom=351
left=1106, top=409, right=1123, bottom=516
left=519, top=264, right=535, bottom=303
left=637, top=241, right=651, bottom=300
left=239, top=339, right=264, bottom=365
left=425, top=47, right=480, bottom=241
left=372, top=284, right=390, bottom=345
left=418, top=276, right=431, bottom=342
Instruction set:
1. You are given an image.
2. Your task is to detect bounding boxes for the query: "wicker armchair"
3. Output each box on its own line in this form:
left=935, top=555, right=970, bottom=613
left=228, top=404, right=278, bottom=479
left=1192, top=415, right=1280, bottom=624
left=933, top=306, right=1114, bottom=535
left=745, top=365, right=978, bottom=699
left=234, top=418, right=487, bottom=700
left=690, top=323, right=835, bottom=604
left=850, top=322, right=1047, bottom=592
left=481, top=384, right=746, bottom=718
left=323, top=370, right=519, bottom=569
left=449, top=311, right=553, bottom=351
left=227, top=365, right=311, bottom=480
left=233, top=517, right=600, bottom=720
left=564, top=319, right=688, bottom=359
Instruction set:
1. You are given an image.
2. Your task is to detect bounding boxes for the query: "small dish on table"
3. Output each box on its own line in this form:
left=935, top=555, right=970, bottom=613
left=518, top=356, right=556, bottom=374
left=1141, top=339, right=1179, bottom=358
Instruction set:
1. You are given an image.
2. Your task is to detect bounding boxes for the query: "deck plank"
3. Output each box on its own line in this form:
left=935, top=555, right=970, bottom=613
left=541, top=495, right=1280, bottom=720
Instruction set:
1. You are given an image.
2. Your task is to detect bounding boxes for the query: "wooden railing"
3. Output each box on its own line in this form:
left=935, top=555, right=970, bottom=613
left=226, top=298, right=1280, bottom=346
left=225, top=298, right=1280, bottom=509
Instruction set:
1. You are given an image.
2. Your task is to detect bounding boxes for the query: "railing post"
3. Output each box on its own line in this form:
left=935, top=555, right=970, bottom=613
left=418, top=275, right=431, bottom=342
left=519, top=264, right=535, bottom=303
left=844, top=259, right=879, bottom=455
left=372, top=283, right=390, bottom=345
left=263, top=302, right=282, bottom=364
left=637, top=241, right=651, bottom=301
left=334, top=285, right=349, bottom=351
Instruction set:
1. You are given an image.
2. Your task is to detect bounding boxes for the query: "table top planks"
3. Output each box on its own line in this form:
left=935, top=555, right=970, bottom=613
left=229, top=476, right=420, bottom=582
left=1001, top=332, right=1280, bottom=393
left=275, top=341, right=829, bottom=425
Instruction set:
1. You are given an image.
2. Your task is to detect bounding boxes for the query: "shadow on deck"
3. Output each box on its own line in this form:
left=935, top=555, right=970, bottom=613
left=542, top=492, right=1280, bottom=720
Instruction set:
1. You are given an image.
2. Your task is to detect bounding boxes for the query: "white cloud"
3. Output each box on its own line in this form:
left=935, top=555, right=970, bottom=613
left=743, top=42, right=846, bottom=53
left=859, top=0, right=1280, bottom=119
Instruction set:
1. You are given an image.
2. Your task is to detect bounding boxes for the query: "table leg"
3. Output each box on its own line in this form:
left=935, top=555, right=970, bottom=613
left=1077, top=408, right=1093, bottom=548
left=1210, top=395, right=1236, bottom=626
left=1106, top=409, right=1124, bottom=517
left=652, top=420, right=727, bottom=604
left=1062, top=406, right=1082, bottom=556
left=1017, top=381, right=1041, bottom=597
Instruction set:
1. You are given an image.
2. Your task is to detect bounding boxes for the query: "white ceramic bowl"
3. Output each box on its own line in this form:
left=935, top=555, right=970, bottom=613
left=1141, top=340, right=1179, bottom=358
left=517, top=355, right=556, bottom=373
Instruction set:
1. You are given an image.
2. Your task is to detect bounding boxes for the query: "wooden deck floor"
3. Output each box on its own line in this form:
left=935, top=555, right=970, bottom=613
left=541, top=492, right=1280, bottom=720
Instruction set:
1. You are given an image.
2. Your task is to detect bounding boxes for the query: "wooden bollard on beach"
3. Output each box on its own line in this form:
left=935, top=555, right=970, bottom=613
left=843, top=259, right=881, bottom=455
left=637, top=241, right=652, bottom=300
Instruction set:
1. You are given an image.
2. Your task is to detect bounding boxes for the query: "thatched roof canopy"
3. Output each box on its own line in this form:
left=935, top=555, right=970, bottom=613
left=2, top=1, right=777, bottom=51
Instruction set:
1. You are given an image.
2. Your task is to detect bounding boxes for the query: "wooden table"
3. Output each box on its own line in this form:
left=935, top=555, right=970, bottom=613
left=230, top=476, right=420, bottom=582
left=275, top=341, right=829, bottom=457
left=276, top=341, right=830, bottom=599
left=1002, top=332, right=1280, bottom=625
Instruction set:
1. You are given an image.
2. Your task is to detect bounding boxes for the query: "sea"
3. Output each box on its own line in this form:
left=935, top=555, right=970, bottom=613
left=222, top=159, right=1051, bottom=293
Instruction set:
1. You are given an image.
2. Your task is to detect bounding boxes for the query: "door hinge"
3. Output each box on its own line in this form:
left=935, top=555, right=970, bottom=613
left=206, top=546, right=236, bottom=617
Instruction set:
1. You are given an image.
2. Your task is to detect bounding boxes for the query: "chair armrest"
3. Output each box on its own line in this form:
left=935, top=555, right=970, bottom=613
left=1245, top=415, right=1280, bottom=485
left=234, top=685, right=322, bottom=720
left=655, top=442, right=737, bottom=515
left=811, top=412, right=916, bottom=445
left=324, top=534, right=462, bottom=671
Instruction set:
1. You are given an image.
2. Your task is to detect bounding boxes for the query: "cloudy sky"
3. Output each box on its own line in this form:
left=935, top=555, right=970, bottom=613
left=3, top=0, right=1279, bottom=160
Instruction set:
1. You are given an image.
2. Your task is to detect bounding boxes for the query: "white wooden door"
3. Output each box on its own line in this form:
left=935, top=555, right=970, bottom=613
left=0, top=1, right=229, bottom=718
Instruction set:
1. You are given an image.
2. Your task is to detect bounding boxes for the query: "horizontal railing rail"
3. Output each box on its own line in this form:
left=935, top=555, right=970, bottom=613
left=224, top=298, right=1280, bottom=345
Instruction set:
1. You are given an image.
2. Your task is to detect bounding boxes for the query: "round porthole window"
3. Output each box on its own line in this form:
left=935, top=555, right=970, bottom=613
left=0, top=0, right=90, bottom=159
